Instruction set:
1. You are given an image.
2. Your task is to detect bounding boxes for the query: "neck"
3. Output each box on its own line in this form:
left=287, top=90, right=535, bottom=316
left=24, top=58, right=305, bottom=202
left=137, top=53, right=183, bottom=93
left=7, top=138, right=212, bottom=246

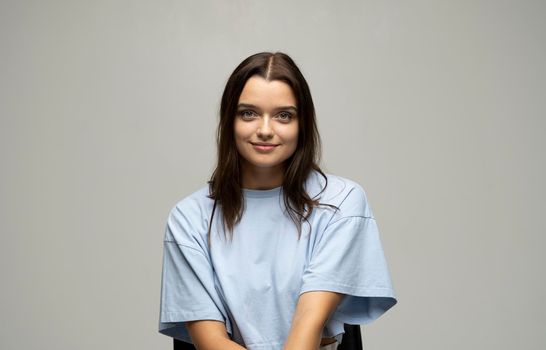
left=240, top=160, right=285, bottom=190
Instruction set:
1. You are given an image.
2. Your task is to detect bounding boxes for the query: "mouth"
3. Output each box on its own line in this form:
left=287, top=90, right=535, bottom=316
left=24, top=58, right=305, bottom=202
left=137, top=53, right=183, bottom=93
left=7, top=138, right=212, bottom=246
left=250, top=142, right=279, bottom=151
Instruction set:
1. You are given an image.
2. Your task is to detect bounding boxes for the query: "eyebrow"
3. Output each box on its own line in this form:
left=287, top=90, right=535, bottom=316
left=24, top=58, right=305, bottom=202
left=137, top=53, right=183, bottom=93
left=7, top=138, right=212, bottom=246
left=237, top=103, right=297, bottom=113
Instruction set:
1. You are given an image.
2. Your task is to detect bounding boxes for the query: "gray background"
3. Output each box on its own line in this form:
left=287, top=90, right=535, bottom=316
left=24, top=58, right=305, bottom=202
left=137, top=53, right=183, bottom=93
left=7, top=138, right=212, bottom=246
left=1, top=0, right=545, bottom=349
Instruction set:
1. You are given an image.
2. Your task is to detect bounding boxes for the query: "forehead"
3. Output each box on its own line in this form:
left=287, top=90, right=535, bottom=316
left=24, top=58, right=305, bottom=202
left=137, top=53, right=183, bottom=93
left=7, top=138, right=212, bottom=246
left=238, top=76, right=297, bottom=107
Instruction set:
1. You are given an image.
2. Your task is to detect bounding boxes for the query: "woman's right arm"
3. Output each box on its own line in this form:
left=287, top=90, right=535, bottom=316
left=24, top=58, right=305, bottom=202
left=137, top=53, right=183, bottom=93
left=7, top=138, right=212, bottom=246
left=186, top=320, right=246, bottom=350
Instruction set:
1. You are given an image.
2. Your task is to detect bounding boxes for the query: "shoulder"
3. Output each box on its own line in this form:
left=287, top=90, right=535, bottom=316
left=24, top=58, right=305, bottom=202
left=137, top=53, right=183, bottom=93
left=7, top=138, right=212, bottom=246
left=306, top=170, right=375, bottom=219
left=170, top=184, right=213, bottom=220
left=164, top=184, right=214, bottom=244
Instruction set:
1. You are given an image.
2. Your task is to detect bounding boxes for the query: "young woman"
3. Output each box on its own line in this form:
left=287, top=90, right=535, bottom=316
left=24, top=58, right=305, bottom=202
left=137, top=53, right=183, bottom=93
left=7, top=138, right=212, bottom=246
left=158, top=52, right=397, bottom=350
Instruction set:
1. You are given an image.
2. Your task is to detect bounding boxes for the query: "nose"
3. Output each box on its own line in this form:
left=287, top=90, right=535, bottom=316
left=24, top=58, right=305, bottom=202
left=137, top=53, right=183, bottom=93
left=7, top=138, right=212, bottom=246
left=257, top=116, right=274, bottom=139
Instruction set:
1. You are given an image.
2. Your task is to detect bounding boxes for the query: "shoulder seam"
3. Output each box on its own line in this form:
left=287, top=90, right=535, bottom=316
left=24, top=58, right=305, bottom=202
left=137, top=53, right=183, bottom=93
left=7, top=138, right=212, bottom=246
left=328, top=215, right=374, bottom=226
left=164, top=240, right=206, bottom=255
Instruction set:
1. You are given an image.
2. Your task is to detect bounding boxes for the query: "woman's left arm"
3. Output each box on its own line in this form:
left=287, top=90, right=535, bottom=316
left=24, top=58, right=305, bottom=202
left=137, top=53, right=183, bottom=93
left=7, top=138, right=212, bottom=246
left=283, top=291, right=345, bottom=350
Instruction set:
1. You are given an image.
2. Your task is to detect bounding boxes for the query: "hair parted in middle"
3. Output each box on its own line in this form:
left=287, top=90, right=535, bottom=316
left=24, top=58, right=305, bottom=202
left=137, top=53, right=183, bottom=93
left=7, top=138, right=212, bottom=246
left=207, top=51, right=336, bottom=242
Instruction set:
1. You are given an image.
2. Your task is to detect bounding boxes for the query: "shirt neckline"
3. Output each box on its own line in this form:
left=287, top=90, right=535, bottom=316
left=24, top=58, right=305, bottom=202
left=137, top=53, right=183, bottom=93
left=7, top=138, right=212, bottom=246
left=242, top=186, right=283, bottom=198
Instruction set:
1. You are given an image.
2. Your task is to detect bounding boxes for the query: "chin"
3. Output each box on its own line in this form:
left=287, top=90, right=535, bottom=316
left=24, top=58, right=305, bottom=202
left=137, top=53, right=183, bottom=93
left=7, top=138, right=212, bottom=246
left=253, top=162, right=283, bottom=169
left=245, top=159, right=285, bottom=169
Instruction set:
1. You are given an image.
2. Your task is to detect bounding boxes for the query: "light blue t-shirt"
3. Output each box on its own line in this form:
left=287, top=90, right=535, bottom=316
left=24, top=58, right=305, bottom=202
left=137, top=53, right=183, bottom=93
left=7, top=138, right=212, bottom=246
left=158, top=170, right=397, bottom=349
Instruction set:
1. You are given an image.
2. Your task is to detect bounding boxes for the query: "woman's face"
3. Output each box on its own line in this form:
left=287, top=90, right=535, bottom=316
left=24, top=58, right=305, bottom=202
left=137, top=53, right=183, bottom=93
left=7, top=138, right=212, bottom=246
left=234, top=75, right=299, bottom=176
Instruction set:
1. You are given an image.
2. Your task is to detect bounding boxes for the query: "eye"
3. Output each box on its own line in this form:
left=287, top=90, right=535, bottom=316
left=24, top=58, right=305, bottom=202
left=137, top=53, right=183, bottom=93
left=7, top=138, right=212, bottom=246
left=238, top=110, right=256, bottom=120
left=277, top=112, right=293, bottom=121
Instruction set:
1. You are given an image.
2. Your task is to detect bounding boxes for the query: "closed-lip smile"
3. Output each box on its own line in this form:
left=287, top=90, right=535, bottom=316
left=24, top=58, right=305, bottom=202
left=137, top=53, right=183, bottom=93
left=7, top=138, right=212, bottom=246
left=251, top=142, right=279, bottom=146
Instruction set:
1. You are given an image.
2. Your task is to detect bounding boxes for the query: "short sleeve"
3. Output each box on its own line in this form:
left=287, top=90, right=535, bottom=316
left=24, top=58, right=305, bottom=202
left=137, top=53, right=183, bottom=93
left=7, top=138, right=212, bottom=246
left=300, top=214, right=397, bottom=326
left=158, top=207, right=228, bottom=343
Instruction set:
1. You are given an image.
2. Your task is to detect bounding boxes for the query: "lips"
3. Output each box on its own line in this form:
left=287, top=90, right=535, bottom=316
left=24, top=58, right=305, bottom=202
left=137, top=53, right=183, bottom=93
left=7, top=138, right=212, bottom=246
left=251, top=142, right=278, bottom=151
left=251, top=142, right=278, bottom=147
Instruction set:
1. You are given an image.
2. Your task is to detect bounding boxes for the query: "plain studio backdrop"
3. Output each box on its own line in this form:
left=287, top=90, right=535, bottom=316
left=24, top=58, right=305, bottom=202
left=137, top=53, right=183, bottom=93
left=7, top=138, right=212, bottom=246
left=1, top=0, right=545, bottom=349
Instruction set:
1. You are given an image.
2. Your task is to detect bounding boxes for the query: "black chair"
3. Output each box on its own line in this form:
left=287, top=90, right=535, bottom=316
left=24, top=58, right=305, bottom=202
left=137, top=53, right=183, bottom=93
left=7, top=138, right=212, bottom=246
left=338, top=324, right=363, bottom=350
left=174, top=324, right=363, bottom=350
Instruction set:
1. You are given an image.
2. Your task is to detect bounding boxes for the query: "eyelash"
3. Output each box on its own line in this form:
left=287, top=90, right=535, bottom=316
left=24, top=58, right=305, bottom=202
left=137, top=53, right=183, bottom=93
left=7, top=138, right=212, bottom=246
left=238, top=110, right=293, bottom=121
left=277, top=112, right=293, bottom=120
left=239, top=110, right=256, bottom=119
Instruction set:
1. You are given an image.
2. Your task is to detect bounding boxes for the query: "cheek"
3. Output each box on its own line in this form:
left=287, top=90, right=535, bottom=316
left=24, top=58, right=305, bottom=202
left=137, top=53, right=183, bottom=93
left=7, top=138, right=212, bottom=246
left=234, top=122, right=248, bottom=141
left=234, top=132, right=248, bottom=150
left=283, top=126, right=299, bottom=145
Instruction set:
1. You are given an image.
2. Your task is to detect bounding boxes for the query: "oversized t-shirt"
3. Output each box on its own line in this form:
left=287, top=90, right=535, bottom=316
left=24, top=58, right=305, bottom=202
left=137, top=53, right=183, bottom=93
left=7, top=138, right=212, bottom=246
left=158, top=170, right=397, bottom=349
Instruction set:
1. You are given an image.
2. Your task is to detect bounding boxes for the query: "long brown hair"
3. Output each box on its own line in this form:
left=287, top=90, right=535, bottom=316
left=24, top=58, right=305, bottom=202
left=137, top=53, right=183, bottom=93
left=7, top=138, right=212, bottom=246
left=207, top=51, right=334, bottom=242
